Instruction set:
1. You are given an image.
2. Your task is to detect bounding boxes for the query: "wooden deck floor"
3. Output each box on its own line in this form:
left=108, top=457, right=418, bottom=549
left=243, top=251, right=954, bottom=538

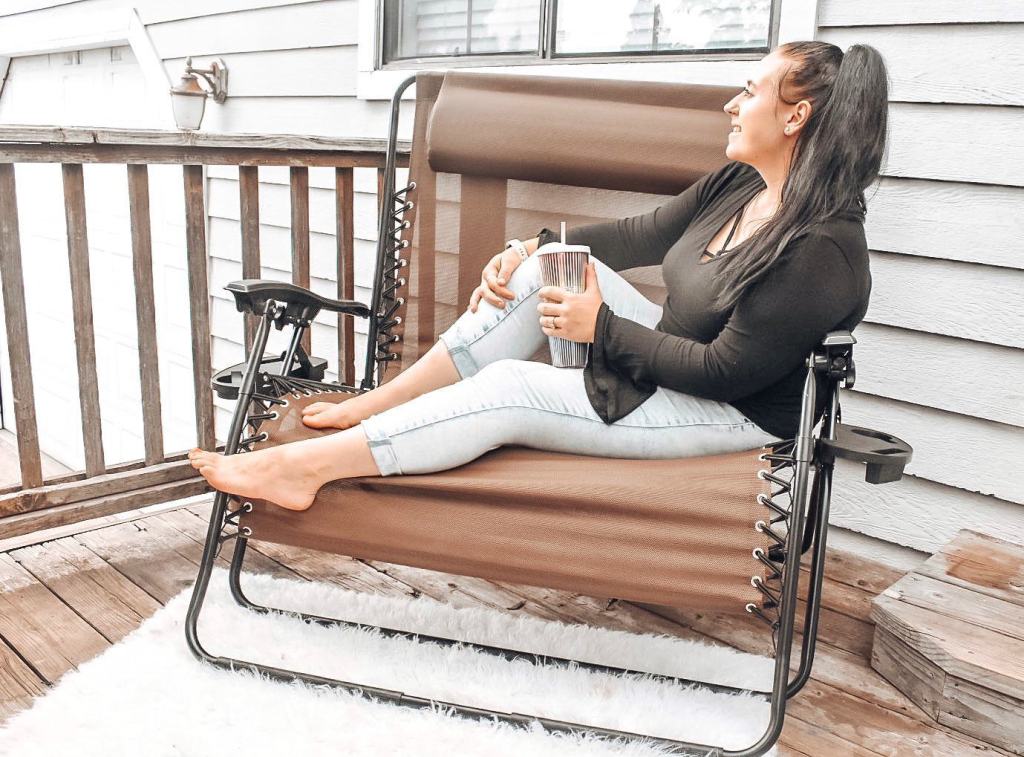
left=0, top=498, right=1014, bottom=756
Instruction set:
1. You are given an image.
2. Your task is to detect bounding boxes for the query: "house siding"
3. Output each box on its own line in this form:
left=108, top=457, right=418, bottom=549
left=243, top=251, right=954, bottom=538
left=811, top=1, right=1024, bottom=551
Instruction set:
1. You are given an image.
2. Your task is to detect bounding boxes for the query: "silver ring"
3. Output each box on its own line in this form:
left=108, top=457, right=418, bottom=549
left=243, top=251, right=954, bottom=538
left=548, top=315, right=557, bottom=329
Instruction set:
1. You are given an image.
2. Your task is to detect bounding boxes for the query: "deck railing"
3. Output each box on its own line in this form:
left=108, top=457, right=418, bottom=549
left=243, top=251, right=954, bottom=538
left=0, top=126, right=410, bottom=538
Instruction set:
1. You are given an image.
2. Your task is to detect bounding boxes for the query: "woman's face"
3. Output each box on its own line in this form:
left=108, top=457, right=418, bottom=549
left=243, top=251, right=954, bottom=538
left=723, top=52, right=806, bottom=167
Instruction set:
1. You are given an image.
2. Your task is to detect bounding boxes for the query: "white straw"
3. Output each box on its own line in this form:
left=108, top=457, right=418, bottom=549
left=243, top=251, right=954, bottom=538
left=560, top=221, right=566, bottom=244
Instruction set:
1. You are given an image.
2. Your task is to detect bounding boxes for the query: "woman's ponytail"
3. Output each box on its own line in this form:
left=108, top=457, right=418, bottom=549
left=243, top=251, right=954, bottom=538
left=804, top=44, right=890, bottom=218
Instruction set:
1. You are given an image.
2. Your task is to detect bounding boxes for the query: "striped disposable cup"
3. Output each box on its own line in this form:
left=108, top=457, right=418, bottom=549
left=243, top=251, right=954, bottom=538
left=535, top=241, right=591, bottom=368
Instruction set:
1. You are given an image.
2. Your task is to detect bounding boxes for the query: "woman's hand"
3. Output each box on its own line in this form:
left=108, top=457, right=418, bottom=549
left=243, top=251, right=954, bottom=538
left=468, top=247, right=524, bottom=312
left=537, top=262, right=603, bottom=344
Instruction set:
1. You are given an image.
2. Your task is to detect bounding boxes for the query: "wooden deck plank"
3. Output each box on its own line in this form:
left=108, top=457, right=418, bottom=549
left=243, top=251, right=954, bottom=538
left=10, top=537, right=161, bottom=644
left=155, top=507, right=301, bottom=582
left=74, top=520, right=205, bottom=605
left=0, top=553, right=108, bottom=684
left=802, top=534, right=910, bottom=596
left=872, top=595, right=1024, bottom=702
left=0, top=638, right=46, bottom=722
left=786, top=675, right=1013, bottom=756
left=869, top=529, right=1024, bottom=755
left=776, top=715, right=879, bottom=756
left=880, top=571, right=1024, bottom=642
left=915, top=529, right=1024, bottom=609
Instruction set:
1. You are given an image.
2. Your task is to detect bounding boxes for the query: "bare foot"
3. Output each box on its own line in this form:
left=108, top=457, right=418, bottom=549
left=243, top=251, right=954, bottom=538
left=187, top=443, right=322, bottom=511
left=301, top=389, right=396, bottom=430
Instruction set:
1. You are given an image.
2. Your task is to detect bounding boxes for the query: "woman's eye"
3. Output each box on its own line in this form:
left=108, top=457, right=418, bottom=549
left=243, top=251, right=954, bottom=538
left=743, top=87, right=753, bottom=97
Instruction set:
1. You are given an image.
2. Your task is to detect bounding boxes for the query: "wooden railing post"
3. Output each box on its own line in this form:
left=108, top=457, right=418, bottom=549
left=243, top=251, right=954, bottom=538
left=238, top=165, right=261, bottom=359
left=62, top=163, right=105, bottom=477
left=335, top=167, right=355, bottom=387
left=0, top=163, right=43, bottom=489
left=126, top=164, right=165, bottom=466
left=182, top=165, right=216, bottom=452
left=290, top=166, right=311, bottom=359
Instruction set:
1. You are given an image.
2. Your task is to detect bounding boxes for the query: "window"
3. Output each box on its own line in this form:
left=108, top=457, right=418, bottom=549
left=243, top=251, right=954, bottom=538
left=380, top=0, right=775, bottom=66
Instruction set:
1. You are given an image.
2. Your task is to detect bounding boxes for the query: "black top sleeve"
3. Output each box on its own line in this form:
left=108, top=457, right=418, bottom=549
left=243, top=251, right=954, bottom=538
left=535, top=167, right=722, bottom=272
left=586, top=233, right=861, bottom=420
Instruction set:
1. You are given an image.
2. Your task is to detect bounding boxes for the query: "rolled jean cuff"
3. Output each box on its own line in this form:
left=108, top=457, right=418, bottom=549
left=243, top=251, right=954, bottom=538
left=437, top=331, right=480, bottom=380
left=359, top=417, right=402, bottom=476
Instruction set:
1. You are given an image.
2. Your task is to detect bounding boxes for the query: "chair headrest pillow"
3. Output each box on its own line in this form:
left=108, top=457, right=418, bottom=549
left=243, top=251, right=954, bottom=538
left=425, top=70, right=737, bottom=195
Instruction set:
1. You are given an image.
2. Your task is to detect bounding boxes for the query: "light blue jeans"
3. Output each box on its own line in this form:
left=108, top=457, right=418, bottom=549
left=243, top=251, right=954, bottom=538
left=359, top=253, right=785, bottom=476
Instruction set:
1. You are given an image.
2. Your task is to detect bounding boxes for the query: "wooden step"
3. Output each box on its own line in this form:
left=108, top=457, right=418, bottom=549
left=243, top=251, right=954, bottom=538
left=870, top=529, right=1024, bottom=755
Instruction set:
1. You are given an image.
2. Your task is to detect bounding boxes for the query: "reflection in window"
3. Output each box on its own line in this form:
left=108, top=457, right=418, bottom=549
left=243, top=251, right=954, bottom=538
left=380, top=0, right=771, bottom=64
left=556, top=0, right=771, bottom=55
left=384, top=0, right=542, bottom=60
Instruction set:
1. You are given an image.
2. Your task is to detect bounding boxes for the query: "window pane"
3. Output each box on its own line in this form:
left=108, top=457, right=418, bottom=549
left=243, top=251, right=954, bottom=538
left=383, top=0, right=542, bottom=62
left=555, top=0, right=772, bottom=55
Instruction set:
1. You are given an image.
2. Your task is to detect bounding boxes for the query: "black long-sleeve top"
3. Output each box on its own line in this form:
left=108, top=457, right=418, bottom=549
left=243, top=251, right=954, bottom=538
left=536, top=160, right=872, bottom=440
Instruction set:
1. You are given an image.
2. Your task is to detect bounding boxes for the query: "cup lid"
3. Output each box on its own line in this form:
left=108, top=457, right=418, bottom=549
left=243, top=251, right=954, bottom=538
left=535, top=242, right=590, bottom=255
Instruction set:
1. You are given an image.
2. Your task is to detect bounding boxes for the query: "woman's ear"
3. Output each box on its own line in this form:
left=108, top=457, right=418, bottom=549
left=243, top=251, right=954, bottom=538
left=788, top=99, right=812, bottom=134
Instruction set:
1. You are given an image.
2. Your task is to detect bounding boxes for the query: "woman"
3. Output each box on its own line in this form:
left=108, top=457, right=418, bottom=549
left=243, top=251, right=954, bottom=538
left=189, top=41, right=888, bottom=512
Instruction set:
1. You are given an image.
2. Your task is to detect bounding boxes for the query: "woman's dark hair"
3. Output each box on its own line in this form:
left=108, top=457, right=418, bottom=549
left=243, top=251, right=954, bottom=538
left=711, top=41, right=889, bottom=312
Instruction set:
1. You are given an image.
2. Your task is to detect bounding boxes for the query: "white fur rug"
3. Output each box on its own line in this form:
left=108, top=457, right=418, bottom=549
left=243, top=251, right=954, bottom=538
left=0, top=568, right=779, bottom=756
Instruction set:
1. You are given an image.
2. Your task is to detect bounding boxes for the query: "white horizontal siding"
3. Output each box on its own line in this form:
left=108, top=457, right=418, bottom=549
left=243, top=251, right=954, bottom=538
left=885, top=103, right=1023, bottom=187
left=822, top=23, right=1024, bottom=106
left=842, top=391, right=1022, bottom=507
left=163, top=47, right=359, bottom=99
left=850, top=324, right=1023, bottom=427
left=817, top=4, right=1024, bottom=551
left=146, top=0, right=358, bottom=57
left=186, top=95, right=400, bottom=138
left=818, top=0, right=1024, bottom=27
left=138, top=0, right=325, bottom=26
left=864, top=178, right=1022, bottom=270
left=830, top=455, right=1024, bottom=553
left=864, top=252, right=1023, bottom=348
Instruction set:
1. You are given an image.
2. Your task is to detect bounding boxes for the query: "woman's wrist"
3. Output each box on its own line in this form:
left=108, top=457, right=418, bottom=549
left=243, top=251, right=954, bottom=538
left=525, top=237, right=540, bottom=256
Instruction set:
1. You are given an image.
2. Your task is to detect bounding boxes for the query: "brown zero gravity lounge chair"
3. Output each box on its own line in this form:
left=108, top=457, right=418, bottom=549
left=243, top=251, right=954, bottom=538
left=185, top=70, right=913, bottom=756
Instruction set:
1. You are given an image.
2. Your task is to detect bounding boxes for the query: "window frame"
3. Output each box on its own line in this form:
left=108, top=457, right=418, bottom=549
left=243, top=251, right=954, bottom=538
left=378, top=0, right=777, bottom=69
left=357, top=0, right=819, bottom=100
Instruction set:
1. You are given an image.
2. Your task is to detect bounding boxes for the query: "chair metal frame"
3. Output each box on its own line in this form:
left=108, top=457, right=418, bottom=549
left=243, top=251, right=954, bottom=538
left=184, top=73, right=911, bottom=757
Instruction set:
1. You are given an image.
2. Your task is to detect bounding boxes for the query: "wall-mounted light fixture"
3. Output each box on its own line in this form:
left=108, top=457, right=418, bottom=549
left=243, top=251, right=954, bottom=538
left=169, top=56, right=228, bottom=130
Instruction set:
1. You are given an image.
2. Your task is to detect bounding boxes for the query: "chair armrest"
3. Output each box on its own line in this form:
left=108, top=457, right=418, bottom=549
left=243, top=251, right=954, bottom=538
left=817, top=424, right=913, bottom=484
left=225, top=279, right=371, bottom=322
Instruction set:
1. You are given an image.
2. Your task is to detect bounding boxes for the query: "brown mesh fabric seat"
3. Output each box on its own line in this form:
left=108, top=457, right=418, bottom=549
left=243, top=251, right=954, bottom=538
left=240, top=389, right=772, bottom=611
left=186, top=69, right=913, bottom=757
